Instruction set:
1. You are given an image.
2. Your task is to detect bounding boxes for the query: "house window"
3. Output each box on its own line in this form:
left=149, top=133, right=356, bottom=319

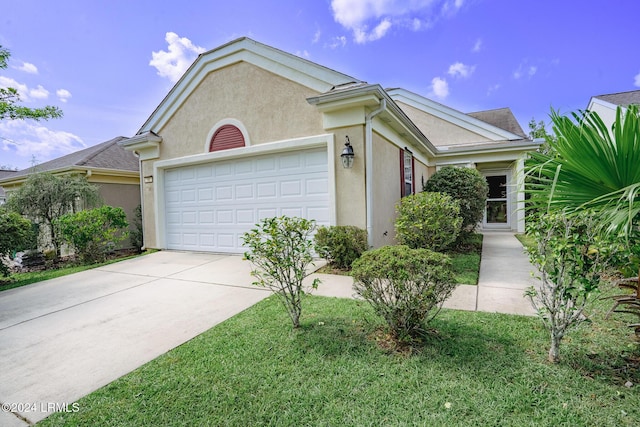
left=209, top=125, right=245, bottom=152
left=400, top=148, right=415, bottom=197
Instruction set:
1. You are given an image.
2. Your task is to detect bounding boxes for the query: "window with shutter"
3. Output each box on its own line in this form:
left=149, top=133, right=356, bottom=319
left=400, top=148, right=415, bottom=197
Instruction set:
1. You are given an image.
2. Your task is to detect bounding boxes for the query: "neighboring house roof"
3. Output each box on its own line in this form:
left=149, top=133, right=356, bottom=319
left=591, top=90, right=640, bottom=107
left=1, top=136, right=138, bottom=182
left=467, top=108, right=526, bottom=138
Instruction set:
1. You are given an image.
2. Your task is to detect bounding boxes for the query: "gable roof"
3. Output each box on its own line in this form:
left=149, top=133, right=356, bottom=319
left=592, top=90, right=640, bottom=108
left=138, top=37, right=362, bottom=134
left=467, top=107, right=526, bottom=137
left=0, top=136, right=138, bottom=182
left=386, top=88, right=526, bottom=142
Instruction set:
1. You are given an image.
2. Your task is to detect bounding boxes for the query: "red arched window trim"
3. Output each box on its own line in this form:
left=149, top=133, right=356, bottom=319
left=209, top=125, right=245, bottom=152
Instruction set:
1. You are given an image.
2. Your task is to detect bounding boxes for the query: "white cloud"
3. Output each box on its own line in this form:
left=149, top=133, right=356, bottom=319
left=313, top=29, right=322, bottom=43
left=635, top=72, right=640, bottom=87
left=354, top=18, right=392, bottom=43
left=513, top=62, right=538, bottom=80
left=56, top=89, right=72, bottom=103
left=0, top=120, right=84, bottom=165
left=487, top=83, right=500, bottom=95
left=296, top=50, right=311, bottom=59
left=16, top=62, right=38, bottom=74
left=0, top=76, right=29, bottom=100
left=448, top=62, right=475, bottom=78
left=441, top=0, right=464, bottom=15
left=0, top=76, right=54, bottom=102
left=29, top=85, right=49, bottom=100
left=472, top=38, right=482, bottom=52
left=331, top=0, right=460, bottom=44
left=150, top=32, right=206, bottom=83
left=429, top=76, right=449, bottom=99
left=328, top=36, right=347, bottom=49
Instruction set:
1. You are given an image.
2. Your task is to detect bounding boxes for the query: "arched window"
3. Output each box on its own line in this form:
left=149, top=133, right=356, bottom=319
left=209, top=125, right=245, bottom=152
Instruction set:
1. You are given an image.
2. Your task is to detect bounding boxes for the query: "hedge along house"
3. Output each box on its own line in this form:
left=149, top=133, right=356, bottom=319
left=122, top=38, right=540, bottom=253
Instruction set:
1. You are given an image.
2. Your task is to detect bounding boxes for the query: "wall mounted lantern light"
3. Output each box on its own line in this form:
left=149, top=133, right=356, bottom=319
left=341, top=136, right=355, bottom=169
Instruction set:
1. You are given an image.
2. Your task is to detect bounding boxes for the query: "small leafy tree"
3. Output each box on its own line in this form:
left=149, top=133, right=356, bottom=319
left=314, top=225, right=368, bottom=269
left=243, top=216, right=321, bottom=328
left=525, top=212, right=610, bottom=363
left=56, top=206, right=129, bottom=263
left=351, top=245, right=455, bottom=341
left=0, top=209, right=33, bottom=276
left=7, top=172, right=100, bottom=257
left=395, top=191, right=462, bottom=252
left=424, top=166, right=488, bottom=236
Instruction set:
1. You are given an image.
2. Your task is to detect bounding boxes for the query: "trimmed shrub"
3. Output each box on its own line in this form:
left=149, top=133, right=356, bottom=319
left=395, top=191, right=462, bottom=252
left=314, top=225, right=368, bottom=269
left=56, top=205, right=129, bottom=263
left=424, top=166, right=488, bottom=234
left=351, top=245, right=455, bottom=341
left=243, top=216, right=321, bottom=328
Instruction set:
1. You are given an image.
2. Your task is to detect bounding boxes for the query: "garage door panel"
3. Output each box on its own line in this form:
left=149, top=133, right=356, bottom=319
left=216, top=186, right=233, bottom=200
left=235, top=184, right=253, bottom=199
left=165, top=148, right=329, bottom=253
left=281, top=180, right=302, bottom=196
left=257, top=182, right=277, bottom=198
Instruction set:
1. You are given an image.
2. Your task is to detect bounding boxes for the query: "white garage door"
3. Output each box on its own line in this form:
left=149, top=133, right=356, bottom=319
left=164, top=148, right=330, bottom=253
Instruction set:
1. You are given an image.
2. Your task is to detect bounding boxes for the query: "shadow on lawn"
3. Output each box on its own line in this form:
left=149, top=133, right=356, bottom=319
left=294, top=307, right=527, bottom=373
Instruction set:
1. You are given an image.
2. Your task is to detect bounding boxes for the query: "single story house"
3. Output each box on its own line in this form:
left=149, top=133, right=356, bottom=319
left=587, top=89, right=640, bottom=129
left=0, top=169, right=17, bottom=204
left=0, top=137, right=141, bottom=248
left=121, top=37, right=541, bottom=253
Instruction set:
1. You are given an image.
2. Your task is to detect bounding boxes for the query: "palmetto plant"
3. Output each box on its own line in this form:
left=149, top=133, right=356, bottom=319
left=527, top=105, right=640, bottom=234
left=526, top=105, right=640, bottom=336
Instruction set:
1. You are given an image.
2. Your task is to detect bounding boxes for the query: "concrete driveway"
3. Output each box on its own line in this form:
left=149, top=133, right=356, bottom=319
left=0, top=251, right=270, bottom=426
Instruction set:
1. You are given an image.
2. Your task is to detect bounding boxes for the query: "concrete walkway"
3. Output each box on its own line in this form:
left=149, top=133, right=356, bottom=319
left=0, top=233, right=537, bottom=426
left=442, top=231, right=538, bottom=316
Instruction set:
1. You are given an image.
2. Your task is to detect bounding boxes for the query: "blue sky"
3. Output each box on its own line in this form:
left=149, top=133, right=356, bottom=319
left=1, top=0, right=639, bottom=170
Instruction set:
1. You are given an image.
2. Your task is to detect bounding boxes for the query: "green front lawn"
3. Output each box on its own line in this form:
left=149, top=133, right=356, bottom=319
left=40, top=295, right=639, bottom=426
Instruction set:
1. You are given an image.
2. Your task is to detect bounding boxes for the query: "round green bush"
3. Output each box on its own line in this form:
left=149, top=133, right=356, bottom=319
left=351, top=245, right=455, bottom=340
left=395, top=191, right=462, bottom=251
left=424, top=166, right=488, bottom=233
left=314, top=225, right=368, bottom=269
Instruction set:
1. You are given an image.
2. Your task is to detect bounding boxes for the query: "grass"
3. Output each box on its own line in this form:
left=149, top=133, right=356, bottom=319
left=0, top=251, right=152, bottom=292
left=515, top=233, right=536, bottom=251
left=450, top=252, right=480, bottom=285
left=39, top=292, right=640, bottom=427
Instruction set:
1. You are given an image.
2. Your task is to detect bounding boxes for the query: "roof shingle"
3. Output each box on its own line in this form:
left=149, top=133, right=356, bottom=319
left=5, top=136, right=138, bottom=180
left=467, top=107, right=526, bottom=138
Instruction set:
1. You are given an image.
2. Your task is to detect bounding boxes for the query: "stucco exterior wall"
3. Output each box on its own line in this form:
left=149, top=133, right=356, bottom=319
left=157, top=62, right=326, bottom=160
left=372, top=132, right=401, bottom=247
left=589, top=102, right=617, bottom=130
left=334, top=126, right=367, bottom=230
left=140, top=170, right=156, bottom=248
left=396, top=101, right=490, bottom=147
left=95, top=182, right=141, bottom=245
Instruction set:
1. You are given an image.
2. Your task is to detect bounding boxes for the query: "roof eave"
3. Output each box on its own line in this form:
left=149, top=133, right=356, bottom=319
left=308, top=84, right=438, bottom=156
